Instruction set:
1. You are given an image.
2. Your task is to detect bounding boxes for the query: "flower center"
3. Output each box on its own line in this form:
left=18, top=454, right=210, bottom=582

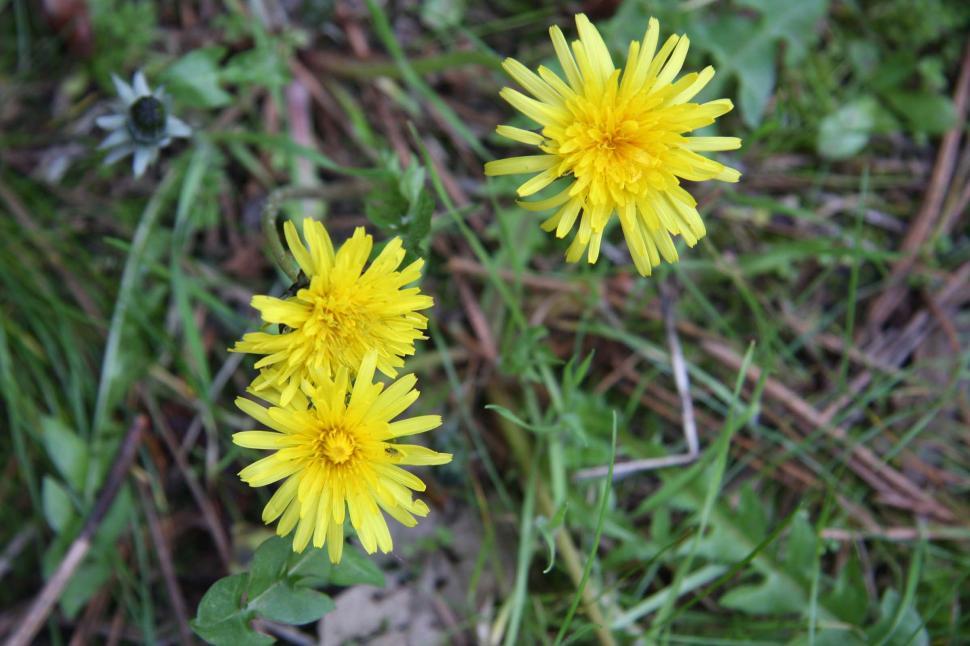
left=317, top=428, right=357, bottom=465
left=129, top=96, right=167, bottom=143
left=298, top=286, right=371, bottom=356
left=554, top=93, right=671, bottom=207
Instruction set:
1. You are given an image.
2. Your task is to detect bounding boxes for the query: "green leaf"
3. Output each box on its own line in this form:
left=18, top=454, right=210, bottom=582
left=61, top=558, right=111, bottom=619
left=420, top=0, right=465, bottom=30
left=363, top=156, right=436, bottom=259
left=720, top=570, right=806, bottom=615
left=196, top=573, right=249, bottom=625
left=694, top=0, right=829, bottom=126
left=817, top=97, right=879, bottom=160
left=164, top=48, right=232, bottom=108
left=866, top=589, right=929, bottom=646
left=784, top=511, right=817, bottom=573
left=885, top=91, right=956, bottom=135
left=735, top=483, right=768, bottom=542
left=736, top=0, right=830, bottom=65
left=719, top=512, right=816, bottom=616
left=42, top=476, right=74, bottom=532
left=291, top=545, right=385, bottom=587
left=41, top=417, right=88, bottom=492
left=191, top=617, right=274, bottom=646
left=222, top=47, right=289, bottom=91
left=824, top=554, right=868, bottom=624
left=247, top=536, right=291, bottom=598
left=249, top=584, right=334, bottom=625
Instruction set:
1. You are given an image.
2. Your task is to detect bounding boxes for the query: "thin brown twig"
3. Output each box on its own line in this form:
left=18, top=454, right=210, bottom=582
left=821, top=526, right=970, bottom=542
left=5, top=416, right=146, bottom=646
left=455, top=276, right=498, bottom=361
left=866, top=42, right=970, bottom=331
left=0, top=526, right=36, bottom=582
left=141, top=391, right=231, bottom=568
left=574, top=284, right=699, bottom=480
left=134, top=476, right=193, bottom=646
left=700, top=339, right=954, bottom=521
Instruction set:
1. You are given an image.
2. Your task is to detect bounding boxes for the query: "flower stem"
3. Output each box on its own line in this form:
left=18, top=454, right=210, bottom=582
left=260, top=186, right=338, bottom=283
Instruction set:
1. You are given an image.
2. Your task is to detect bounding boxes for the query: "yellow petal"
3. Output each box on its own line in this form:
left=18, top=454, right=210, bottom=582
left=484, top=154, right=557, bottom=176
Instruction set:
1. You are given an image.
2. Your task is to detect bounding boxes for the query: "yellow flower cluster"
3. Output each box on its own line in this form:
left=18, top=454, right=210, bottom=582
left=232, top=219, right=450, bottom=561
left=230, top=13, right=740, bottom=564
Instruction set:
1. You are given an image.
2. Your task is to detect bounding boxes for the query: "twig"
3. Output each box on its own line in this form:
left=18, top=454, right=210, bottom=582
left=142, top=391, right=231, bottom=567
left=135, top=476, right=193, bottom=646
left=700, top=340, right=954, bottom=521
left=5, top=416, right=147, bottom=646
left=0, top=526, right=36, bottom=582
left=822, top=526, right=970, bottom=542
left=576, top=286, right=699, bottom=481
left=866, top=42, right=970, bottom=331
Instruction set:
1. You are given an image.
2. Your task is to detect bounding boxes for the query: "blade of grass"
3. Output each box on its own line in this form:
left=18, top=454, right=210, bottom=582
left=554, top=413, right=618, bottom=645
left=88, top=168, right=180, bottom=500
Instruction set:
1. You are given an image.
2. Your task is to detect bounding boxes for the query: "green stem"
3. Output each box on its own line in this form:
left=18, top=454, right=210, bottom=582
left=260, top=186, right=339, bottom=283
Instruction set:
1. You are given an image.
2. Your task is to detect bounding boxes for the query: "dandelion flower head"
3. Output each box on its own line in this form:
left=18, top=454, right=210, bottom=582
left=97, top=71, right=191, bottom=177
left=484, top=14, right=741, bottom=275
left=234, top=350, right=452, bottom=562
left=233, top=219, right=434, bottom=406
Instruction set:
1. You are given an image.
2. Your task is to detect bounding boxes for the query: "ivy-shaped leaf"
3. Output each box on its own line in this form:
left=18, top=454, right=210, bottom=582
left=693, top=0, right=830, bottom=127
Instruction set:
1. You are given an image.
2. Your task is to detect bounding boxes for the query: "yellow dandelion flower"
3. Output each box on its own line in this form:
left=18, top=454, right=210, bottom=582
left=484, top=14, right=742, bottom=276
left=233, top=350, right=452, bottom=562
left=232, top=219, right=434, bottom=406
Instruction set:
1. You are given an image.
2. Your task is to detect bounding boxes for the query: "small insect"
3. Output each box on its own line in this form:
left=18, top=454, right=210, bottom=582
left=278, top=271, right=310, bottom=334
left=283, top=271, right=310, bottom=298
left=385, top=446, right=401, bottom=457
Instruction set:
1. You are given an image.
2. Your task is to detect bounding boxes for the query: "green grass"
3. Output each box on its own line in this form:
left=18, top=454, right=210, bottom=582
left=1, top=0, right=969, bottom=644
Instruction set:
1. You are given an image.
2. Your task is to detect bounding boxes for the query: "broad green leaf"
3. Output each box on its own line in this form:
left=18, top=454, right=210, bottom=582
left=719, top=512, right=816, bottom=616
left=222, top=47, right=289, bottom=91
left=363, top=157, right=435, bottom=259
left=824, top=554, right=868, bottom=624
left=249, top=584, right=335, bottom=625
left=247, top=535, right=291, bottom=598
left=694, top=0, right=829, bottom=126
left=164, top=48, right=232, bottom=108
left=291, top=546, right=385, bottom=587
left=196, top=573, right=249, bottom=625
left=866, top=589, right=929, bottom=646
left=41, top=417, right=88, bottom=492
left=42, top=476, right=74, bottom=532
left=735, top=482, right=768, bottom=542
left=885, top=91, right=956, bottom=135
left=736, top=0, right=830, bottom=65
left=61, top=558, right=111, bottom=619
left=421, top=0, right=465, bottom=30
left=784, top=511, right=817, bottom=573
left=191, top=617, right=274, bottom=646
left=720, top=570, right=805, bottom=615
left=817, top=97, right=879, bottom=160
